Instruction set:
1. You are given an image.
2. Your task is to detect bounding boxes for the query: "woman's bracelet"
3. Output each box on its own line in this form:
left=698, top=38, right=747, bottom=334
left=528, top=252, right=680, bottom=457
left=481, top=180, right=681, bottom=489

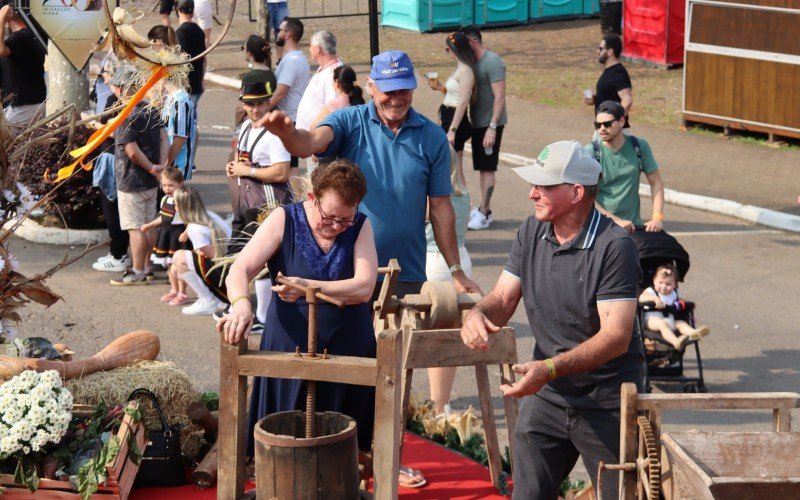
left=229, top=295, right=251, bottom=308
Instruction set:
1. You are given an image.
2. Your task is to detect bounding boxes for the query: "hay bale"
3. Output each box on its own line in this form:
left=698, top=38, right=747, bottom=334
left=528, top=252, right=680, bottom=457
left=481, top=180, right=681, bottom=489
left=64, top=360, right=205, bottom=459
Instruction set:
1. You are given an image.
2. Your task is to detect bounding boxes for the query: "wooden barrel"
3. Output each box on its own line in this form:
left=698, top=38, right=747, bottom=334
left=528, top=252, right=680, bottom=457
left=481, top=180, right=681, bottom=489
left=254, top=411, right=360, bottom=499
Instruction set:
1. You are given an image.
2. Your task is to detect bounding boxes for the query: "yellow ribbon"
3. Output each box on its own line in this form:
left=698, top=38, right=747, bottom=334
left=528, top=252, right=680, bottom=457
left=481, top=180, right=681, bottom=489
left=45, top=65, right=169, bottom=183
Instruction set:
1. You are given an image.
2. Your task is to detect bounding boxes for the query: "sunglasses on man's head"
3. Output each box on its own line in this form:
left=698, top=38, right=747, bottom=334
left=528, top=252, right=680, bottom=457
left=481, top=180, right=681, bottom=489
left=593, top=119, right=617, bottom=129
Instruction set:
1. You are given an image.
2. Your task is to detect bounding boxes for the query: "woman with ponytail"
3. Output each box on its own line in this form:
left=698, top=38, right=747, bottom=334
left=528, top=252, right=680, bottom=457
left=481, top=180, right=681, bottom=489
left=310, top=65, right=364, bottom=129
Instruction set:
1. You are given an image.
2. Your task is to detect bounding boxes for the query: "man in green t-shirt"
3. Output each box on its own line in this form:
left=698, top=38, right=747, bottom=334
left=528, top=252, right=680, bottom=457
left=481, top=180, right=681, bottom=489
left=460, top=25, right=507, bottom=231
left=584, top=101, right=665, bottom=233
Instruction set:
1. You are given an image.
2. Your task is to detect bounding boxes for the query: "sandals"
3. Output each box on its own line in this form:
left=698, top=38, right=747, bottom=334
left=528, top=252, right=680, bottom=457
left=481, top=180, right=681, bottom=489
left=398, top=465, right=427, bottom=489
left=161, top=290, right=179, bottom=302
left=169, top=293, right=192, bottom=306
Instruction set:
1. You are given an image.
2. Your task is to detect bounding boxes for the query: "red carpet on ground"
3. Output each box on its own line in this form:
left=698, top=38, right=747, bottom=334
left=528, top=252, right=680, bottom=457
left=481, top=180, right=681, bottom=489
left=130, top=432, right=512, bottom=499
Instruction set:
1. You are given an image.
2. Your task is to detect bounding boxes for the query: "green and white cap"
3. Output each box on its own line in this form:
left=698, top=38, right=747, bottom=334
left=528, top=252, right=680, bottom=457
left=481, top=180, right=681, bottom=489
left=512, top=140, right=601, bottom=187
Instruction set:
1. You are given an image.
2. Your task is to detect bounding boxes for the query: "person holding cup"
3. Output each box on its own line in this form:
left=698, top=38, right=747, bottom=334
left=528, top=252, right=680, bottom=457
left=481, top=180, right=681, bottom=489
left=425, top=31, right=475, bottom=187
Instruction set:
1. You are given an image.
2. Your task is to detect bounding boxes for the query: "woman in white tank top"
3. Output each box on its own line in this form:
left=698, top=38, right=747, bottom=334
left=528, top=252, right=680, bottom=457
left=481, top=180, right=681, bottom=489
left=426, top=31, right=476, bottom=187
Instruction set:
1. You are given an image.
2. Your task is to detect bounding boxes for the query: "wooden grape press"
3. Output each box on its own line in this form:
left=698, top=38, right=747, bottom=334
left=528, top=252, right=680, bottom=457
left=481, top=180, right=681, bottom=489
left=597, top=383, right=800, bottom=499
left=218, top=259, right=522, bottom=497
left=373, top=260, right=521, bottom=492
left=218, top=276, right=404, bottom=499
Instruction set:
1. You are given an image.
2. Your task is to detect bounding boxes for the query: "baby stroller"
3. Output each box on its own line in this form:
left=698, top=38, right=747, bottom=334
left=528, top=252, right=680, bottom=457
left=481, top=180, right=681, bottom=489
left=631, top=229, right=707, bottom=393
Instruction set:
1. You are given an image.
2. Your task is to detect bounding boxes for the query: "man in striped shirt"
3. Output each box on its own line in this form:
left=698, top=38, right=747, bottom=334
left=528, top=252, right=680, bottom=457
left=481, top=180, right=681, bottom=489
left=162, top=83, right=197, bottom=180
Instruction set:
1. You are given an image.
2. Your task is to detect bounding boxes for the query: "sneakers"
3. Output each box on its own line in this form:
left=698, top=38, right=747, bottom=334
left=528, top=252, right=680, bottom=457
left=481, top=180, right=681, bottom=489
left=92, top=255, right=131, bottom=272
left=467, top=208, right=493, bottom=230
left=212, top=306, right=229, bottom=321
left=182, top=297, right=222, bottom=316
left=251, top=321, right=265, bottom=335
left=109, top=270, right=149, bottom=286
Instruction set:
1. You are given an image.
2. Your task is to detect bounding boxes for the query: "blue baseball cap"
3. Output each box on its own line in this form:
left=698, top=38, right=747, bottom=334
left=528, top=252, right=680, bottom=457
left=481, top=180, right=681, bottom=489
left=369, top=50, right=417, bottom=93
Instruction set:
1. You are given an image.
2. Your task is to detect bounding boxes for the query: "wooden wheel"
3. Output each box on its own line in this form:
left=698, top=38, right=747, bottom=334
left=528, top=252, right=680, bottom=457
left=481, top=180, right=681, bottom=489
left=419, top=281, right=459, bottom=329
left=636, top=416, right=661, bottom=500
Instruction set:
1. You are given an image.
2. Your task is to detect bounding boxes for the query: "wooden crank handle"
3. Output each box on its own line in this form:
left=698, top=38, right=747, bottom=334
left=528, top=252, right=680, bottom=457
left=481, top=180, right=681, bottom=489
left=275, top=276, right=345, bottom=308
left=377, top=266, right=391, bottom=274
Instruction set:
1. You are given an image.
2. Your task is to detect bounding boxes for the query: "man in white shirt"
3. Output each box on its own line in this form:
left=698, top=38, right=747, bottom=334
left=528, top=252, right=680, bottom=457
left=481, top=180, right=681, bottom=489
left=296, top=31, right=342, bottom=131
left=268, top=16, right=310, bottom=171
left=295, top=30, right=342, bottom=173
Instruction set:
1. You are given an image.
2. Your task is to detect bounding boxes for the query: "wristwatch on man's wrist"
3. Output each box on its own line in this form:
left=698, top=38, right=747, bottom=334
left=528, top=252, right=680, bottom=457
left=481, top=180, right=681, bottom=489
left=488, top=122, right=497, bottom=130
left=449, top=264, right=463, bottom=275
left=449, top=127, right=457, bottom=132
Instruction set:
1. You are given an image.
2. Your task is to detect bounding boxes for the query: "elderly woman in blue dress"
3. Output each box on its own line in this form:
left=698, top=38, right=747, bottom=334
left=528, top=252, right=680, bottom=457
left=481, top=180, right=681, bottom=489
left=218, top=159, right=378, bottom=454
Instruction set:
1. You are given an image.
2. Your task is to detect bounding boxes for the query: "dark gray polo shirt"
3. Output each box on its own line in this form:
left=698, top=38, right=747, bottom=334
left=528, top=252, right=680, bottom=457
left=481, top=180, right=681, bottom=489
left=504, top=208, right=644, bottom=409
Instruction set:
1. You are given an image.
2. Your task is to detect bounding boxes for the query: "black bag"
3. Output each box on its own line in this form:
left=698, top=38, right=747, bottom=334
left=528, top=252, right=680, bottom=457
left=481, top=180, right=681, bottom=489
left=127, top=388, right=186, bottom=487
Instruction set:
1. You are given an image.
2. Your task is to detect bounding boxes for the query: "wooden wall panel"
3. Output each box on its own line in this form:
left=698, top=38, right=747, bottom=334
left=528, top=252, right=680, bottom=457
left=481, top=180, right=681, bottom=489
left=690, top=5, right=800, bottom=56
left=685, top=52, right=800, bottom=129
left=711, top=0, right=800, bottom=8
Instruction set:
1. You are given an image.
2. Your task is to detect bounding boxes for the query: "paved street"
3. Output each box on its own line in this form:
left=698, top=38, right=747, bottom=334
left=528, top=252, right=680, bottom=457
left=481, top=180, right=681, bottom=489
left=14, top=82, right=800, bottom=484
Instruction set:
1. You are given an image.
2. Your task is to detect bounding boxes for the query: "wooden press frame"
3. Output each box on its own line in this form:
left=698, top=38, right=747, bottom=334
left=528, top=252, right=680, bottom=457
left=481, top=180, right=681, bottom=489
left=217, top=329, right=404, bottom=499
left=618, top=382, right=800, bottom=499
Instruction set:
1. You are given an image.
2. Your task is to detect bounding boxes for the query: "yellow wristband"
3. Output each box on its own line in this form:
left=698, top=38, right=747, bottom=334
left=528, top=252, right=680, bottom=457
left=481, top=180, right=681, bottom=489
left=652, top=213, right=664, bottom=222
left=543, top=358, right=557, bottom=381
left=229, top=295, right=250, bottom=308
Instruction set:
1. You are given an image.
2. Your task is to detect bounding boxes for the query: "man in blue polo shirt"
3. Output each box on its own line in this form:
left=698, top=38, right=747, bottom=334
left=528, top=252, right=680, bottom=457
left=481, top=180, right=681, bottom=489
left=460, top=140, right=643, bottom=499
left=259, top=50, right=479, bottom=299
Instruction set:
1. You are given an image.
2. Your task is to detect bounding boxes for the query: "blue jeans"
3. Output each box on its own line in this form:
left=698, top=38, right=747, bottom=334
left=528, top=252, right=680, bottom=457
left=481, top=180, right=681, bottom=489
left=267, top=1, right=288, bottom=35
left=512, top=395, right=621, bottom=499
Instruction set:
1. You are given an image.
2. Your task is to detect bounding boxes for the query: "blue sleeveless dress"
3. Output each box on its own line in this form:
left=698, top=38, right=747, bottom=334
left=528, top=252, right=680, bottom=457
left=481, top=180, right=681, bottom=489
left=247, top=202, right=377, bottom=453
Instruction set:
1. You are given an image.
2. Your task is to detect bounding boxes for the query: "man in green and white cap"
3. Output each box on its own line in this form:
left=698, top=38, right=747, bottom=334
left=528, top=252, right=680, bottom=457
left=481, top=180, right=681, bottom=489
left=460, top=140, right=643, bottom=499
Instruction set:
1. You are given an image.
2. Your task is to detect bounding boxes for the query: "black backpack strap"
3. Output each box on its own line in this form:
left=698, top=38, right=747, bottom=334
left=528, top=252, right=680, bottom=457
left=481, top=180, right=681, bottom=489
left=592, top=140, right=601, bottom=163
left=628, top=135, right=644, bottom=172
left=248, top=128, right=269, bottom=163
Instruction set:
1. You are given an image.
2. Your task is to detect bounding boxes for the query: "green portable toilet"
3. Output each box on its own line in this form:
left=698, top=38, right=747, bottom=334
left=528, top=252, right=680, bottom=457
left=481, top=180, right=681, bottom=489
left=529, top=0, right=586, bottom=20
left=474, top=0, right=529, bottom=26
left=583, top=0, right=600, bottom=16
left=382, top=0, right=474, bottom=33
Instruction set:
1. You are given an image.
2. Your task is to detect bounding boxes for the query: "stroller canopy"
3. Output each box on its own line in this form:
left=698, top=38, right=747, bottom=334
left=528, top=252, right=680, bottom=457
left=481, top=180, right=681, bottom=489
left=630, top=229, right=690, bottom=286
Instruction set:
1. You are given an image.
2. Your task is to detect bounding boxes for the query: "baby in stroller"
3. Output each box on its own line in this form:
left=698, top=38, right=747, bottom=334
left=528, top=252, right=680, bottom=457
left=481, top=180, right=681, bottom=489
left=638, top=262, right=710, bottom=351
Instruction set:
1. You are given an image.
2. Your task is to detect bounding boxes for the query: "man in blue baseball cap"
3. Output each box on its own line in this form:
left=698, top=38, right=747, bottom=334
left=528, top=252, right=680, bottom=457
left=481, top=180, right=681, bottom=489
left=257, top=50, right=479, bottom=488
left=258, top=50, right=479, bottom=298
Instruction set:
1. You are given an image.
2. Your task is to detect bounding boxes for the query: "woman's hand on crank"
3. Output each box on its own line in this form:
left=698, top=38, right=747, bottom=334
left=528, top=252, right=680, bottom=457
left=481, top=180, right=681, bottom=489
left=271, top=272, right=308, bottom=303
left=217, top=299, right=254, bottom=344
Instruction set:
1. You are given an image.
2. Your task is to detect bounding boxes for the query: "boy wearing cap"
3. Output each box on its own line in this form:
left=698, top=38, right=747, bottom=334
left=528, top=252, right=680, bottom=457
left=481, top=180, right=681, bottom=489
left=586, top=100, right=664, bottom=233
left=258, top=49, right=479, bottom=298
left=461, top=140, right=643, bottom=499
left=109, top=66, right=168, bottom=286
left=227, top=78, right=292, bottom=251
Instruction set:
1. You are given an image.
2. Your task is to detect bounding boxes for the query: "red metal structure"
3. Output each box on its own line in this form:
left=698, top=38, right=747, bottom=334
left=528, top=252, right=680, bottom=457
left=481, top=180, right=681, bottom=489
left=623, top=0, right=686, bottom=67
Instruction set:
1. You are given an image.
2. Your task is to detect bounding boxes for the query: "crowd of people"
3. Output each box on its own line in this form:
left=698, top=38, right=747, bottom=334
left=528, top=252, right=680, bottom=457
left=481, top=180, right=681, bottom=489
left=1, top=4, right=715, bottom=494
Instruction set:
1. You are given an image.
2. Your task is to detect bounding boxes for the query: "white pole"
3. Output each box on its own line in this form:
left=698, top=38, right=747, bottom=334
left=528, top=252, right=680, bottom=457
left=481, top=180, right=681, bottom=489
left=45, top=40, right=89, bottom=116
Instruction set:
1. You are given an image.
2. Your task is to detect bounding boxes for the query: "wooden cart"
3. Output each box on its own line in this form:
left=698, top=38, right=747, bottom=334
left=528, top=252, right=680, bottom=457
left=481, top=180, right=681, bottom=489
left=599, top=383, right=800, bottom=499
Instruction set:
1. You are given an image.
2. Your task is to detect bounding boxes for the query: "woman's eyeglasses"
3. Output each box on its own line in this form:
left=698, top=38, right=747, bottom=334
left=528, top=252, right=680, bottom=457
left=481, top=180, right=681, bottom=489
left=316, top=201, right=356, bottom=227
left=593, top=119, right=617, bottom=130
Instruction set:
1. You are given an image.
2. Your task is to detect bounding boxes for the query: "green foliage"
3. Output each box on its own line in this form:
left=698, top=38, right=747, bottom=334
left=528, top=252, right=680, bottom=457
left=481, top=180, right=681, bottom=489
left=14, top=454, right=40, bottom=492
left=201, top=391, right=220, bottom=412
left=560, top=477, right=587, bottom=496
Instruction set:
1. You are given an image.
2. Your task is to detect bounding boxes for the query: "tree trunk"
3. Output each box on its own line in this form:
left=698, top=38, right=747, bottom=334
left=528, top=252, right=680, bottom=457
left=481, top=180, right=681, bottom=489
left=46, top=40, right=90, bottom=116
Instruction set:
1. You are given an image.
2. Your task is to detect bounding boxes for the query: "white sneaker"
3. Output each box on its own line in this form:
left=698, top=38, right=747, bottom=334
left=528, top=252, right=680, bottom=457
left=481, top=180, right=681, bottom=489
left=182, top=297, right=222, bottom=316
left=95, top=253, right=113, bottom=264
left=92, top=256, right=130, bottom=272
left=467, top=208, right=492, bottom=230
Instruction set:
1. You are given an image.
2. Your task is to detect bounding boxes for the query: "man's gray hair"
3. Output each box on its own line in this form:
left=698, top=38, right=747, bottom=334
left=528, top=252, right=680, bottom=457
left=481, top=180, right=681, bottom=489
left=311, top=31, right=337, bottom=55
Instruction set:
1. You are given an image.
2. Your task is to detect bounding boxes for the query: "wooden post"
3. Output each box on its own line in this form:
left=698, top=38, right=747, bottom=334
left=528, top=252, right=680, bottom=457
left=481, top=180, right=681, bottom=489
left=46, top=41, right=89, bottom=116
left=218, top=337, right=247, bottom=500
left=500, top=363, right=518, bottom=475
left=372, top=329, right=402, bottom=500
left=619, top=382, right=638, bottom=500
left=475, top=363, right=502, bottom=490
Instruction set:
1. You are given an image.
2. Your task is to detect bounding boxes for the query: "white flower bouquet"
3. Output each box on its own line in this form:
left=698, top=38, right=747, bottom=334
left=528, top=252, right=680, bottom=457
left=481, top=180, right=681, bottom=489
left=0, top=369, right=73, bottom=491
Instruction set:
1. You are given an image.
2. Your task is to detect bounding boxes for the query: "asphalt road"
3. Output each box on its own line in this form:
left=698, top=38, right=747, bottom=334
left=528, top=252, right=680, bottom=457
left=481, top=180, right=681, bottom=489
left=14, top=84, right=800, bottom=484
